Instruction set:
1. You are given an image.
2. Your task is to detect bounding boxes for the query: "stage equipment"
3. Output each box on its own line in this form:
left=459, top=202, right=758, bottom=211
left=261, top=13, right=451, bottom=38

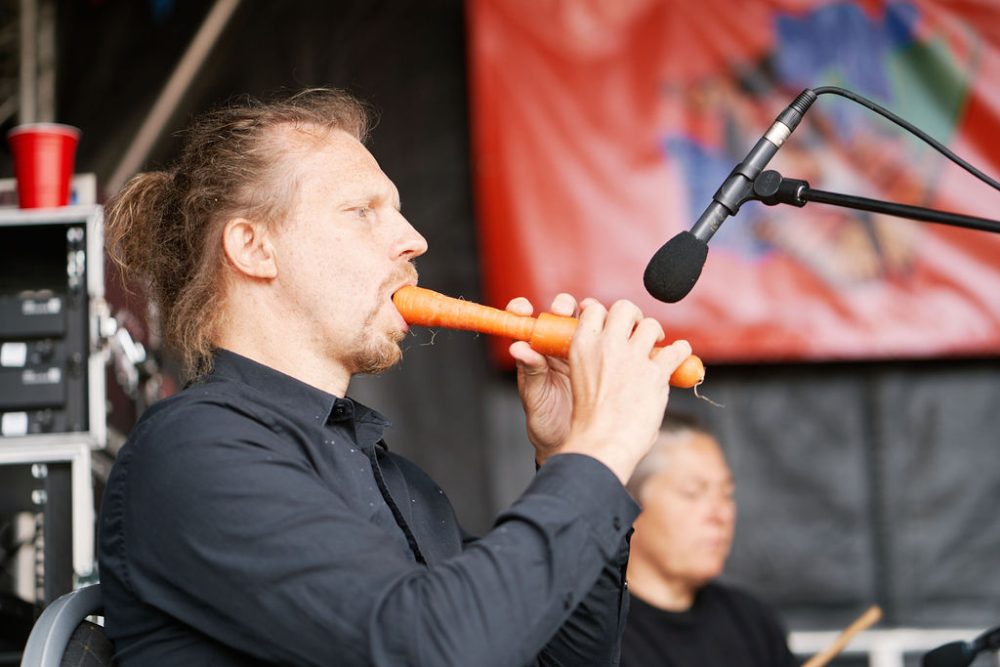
left=643, top=86, right=1000, bottom=304
left=0, top=204, right=108, bottom=603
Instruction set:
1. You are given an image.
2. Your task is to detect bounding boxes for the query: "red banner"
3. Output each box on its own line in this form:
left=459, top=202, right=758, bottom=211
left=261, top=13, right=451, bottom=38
left=468, top=0, right=1000, bottom=363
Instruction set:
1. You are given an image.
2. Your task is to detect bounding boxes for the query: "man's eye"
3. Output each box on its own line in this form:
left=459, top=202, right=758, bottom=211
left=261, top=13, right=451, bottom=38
left=356, top=207, right=373, bottom=219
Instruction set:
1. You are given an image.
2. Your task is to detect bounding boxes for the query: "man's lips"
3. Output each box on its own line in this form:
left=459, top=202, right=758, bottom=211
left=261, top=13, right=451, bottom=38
left=702, top=536, right=731, bottom=552
left=391, top=283, right=417, bottom=330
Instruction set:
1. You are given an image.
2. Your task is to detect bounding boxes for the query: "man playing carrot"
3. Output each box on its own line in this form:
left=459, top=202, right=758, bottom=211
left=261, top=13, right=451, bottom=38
left=98, top=88, right=691, bottom=666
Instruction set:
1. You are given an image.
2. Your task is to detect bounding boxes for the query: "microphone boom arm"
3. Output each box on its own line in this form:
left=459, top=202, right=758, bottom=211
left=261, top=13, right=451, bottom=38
left=750, top=169, right=1000, bottom=234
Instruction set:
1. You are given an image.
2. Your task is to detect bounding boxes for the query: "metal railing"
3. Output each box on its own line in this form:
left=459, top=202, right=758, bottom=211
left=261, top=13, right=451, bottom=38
left=790, top=628, right=999, bottom=667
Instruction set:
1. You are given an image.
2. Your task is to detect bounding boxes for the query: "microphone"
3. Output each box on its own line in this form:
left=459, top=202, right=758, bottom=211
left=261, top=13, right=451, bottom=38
left=643, top=89, right=819, bottom=303
left=922, top=624, right=1000, bottom=667
left=922, top=641, right=976, bottom=667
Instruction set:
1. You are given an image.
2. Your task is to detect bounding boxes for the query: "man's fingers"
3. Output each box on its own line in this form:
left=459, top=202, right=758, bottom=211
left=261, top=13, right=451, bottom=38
left=630, top=317, right=666, bottom=352
left=604, top=300, right=644, bottom=343
left=574, top=300, right=608, bottom=348
left=510, top=293, right=579, bottom=318
left=654, top=339, right=693, bottom=376
left=505, top=297, right=534, bottom=317
left=509, top=340, right=548, bottom=374
left=549, top=293, right=578, bottom=317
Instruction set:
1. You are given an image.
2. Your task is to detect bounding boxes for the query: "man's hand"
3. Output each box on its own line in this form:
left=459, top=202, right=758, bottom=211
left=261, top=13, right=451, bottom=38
left=507, top=293, right=579, bottom=465
left=508, top=295, right=692, bottom=484
left=561, top=299, right=691, bottom=484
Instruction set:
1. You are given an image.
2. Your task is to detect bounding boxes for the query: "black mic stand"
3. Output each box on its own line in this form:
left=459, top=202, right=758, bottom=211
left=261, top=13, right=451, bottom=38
left=748, top=169, right=1000, bottom=234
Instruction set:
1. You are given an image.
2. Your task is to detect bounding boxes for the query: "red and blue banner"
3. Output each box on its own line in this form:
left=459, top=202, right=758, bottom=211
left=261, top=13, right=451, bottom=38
left=468, top=0, right=1000, bottom=363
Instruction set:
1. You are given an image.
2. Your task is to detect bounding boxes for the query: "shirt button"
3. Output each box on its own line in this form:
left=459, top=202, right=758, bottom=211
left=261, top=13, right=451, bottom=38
left=563, top=594, right=573, bottom=610
left=612, top=516, right=622, bottom=531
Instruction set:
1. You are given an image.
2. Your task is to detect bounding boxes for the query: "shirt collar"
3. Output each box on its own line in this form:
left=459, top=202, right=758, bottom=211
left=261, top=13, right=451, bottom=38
left=206, top=348, right=391, bottom=429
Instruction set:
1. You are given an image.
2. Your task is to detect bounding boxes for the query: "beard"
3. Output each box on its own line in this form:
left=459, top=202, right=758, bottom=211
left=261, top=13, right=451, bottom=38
left=348, top=262, right=417, bottom=375
left=350, top=326, right=405, bottom=375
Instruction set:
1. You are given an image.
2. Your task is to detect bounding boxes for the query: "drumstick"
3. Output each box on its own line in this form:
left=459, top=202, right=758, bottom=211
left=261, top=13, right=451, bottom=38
left=392, top=286, right=705, bottom=388
left=801, top=605, right=882, bottom=667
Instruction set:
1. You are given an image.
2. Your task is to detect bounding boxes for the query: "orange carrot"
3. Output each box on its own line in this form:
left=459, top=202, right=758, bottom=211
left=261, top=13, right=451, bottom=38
left=670, top=354, right=706, bottom=390
left=393, top=286, right=705, bottom=388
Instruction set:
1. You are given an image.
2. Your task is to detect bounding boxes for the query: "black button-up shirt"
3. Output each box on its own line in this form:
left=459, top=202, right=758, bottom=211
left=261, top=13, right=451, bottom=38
left=99, top=349, right=639, bottom=666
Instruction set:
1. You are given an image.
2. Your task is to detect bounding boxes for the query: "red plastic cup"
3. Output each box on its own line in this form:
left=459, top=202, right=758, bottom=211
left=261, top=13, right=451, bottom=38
left=7, top=123, right=81, bottom=208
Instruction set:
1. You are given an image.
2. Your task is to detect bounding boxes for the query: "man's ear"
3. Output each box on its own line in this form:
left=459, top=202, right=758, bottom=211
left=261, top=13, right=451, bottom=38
left=222, top=218, right=278, bottom=279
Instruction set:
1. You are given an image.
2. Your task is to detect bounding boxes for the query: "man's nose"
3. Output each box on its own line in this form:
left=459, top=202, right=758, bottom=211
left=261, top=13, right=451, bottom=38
left=707, top=497, right=735, bottom=524
left=393, top=213, right=428, bottom=259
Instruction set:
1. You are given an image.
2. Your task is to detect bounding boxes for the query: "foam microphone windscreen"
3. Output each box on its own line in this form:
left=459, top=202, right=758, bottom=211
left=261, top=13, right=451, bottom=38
left=642, top=231, right=710, bottom=303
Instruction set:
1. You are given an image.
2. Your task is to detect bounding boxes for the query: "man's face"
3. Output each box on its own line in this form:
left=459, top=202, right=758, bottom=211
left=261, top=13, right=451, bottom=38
left=268, top=126, right=427, bottom=375
left=632, top=433, right=736, bottom=591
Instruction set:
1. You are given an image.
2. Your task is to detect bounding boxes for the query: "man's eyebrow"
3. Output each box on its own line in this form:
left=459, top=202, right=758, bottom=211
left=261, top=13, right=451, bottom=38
left=342, top=185, right=400, bottom=209
left=366, top=181, right=400, bottom=210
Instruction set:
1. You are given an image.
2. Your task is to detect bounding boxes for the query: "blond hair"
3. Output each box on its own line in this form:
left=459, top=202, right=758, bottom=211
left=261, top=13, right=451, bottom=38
left=105, top=88, right=371, bottom=378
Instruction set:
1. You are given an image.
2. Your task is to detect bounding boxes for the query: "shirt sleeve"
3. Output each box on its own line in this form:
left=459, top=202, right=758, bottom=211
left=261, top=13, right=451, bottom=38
left=111, top=405, right=639, bottom=667
left=533, top=487, right=634, bottom=666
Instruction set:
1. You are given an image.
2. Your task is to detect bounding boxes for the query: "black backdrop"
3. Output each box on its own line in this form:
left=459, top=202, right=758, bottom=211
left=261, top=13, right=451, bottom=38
left=3, top=0, right=998, bottom=636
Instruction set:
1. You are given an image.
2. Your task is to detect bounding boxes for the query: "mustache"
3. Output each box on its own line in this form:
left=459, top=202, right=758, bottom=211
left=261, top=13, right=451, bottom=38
left=381, top=261, right=420, bottom=296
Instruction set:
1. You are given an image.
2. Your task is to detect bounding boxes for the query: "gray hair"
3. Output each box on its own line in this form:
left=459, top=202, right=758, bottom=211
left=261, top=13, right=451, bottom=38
left=627, top=412, right=714, bottom=498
